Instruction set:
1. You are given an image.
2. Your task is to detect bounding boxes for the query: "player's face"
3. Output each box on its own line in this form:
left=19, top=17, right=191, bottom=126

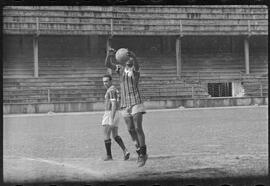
left=126, top=58, right=133, bottom=67
left=102, top=77, right=111, bottom=89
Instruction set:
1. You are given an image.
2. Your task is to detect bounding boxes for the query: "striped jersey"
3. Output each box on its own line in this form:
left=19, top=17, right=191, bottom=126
left=104, top=85, right=120, bottom=111
left=115, top=65, right=143, bottom=108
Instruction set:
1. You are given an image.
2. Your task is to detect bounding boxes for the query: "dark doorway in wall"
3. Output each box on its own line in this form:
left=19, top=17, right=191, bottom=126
left=208, top=82, right=232, bottom=97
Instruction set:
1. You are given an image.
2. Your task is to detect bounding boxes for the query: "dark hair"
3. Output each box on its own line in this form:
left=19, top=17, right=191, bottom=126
left=103, top=74, right=112, bottom=81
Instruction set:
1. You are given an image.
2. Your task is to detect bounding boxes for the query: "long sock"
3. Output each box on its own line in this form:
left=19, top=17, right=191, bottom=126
left=135, top=143, right=141, bottom=156
left=104, top=139, right=112, bottom=156
left=114, top=136, right=126, bottom=151
left=140, top=145, right=147, bottom=156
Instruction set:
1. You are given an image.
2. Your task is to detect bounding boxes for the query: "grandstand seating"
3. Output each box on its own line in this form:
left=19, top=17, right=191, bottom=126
left=3, top=57, right=34, bottom=77
left=180, top=53, right=268, bottom=97
left=3, top=56, right=209, bottom=104
left=3, top=53, right=268, bottom=106
left=181, top=53, right=246, bottom=83
left=242, top=54, right=268, bottom=97
left=241, top=74, right=268, bottom=97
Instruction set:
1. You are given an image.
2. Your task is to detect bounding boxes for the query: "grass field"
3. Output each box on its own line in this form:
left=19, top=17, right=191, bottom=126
left=3, top=106, right=268, bottom=184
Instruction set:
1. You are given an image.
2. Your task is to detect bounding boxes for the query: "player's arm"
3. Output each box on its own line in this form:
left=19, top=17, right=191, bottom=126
left=109, top=91, right=117, bottom=120
left=105, top=48, right=117, bottom=71
left=128, top=50, right=139, bottom=72
left=128, top=50, right=140, bottom=84
left=110, top=100, right=117, bottom=121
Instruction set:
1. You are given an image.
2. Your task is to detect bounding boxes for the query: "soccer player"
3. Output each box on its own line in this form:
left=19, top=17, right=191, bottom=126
left=102, top=74, right=130, bottom=161
left=105, top=48, right=148, bottom=167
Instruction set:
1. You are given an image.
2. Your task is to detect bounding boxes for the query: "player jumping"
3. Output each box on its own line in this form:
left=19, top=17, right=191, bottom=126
left=105, top=47, right=148, bottom=167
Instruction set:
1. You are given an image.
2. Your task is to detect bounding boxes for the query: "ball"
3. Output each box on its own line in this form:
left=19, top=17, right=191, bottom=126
left=115, top=48, right=130, bottom=64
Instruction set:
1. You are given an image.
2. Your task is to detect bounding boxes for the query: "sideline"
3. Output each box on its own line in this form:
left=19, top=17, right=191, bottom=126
left=16, top=156, right=105, bottom=178
left=3, top=105, right=268, bottom=118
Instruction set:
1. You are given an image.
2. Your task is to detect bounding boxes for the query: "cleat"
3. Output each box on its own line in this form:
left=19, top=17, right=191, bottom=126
left=123, top=151, right=130, bottom=160
left=138, top=154, right=148, bottom=167
left=104, top=155, right=113, bottom=161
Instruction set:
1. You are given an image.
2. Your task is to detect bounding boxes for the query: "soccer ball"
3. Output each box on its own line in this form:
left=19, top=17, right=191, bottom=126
left=115, top=48, right=130, bottom=64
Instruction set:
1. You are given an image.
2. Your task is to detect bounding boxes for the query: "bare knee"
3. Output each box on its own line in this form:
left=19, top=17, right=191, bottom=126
left=104, top=131, right=111, bottom=140
left=128, top=128, right=136, bottom=136
left=133, top=112, right=143, bottom=124
left=112, top=134, right=117, bottom=139
left=103, top=125, right=112, bottom=140
left=111, top=127, right=118, bottom=138
left=135, top=126, right=143, bottom=134
left=133, top=113, right=143, bottom=131
left=124, top=117, right=135, bottom=130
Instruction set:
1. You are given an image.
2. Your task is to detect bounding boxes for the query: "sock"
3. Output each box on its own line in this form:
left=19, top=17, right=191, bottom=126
left=135, top=144, right=141, bottom=156
left=104, top=139, right=112, bottom=156
left=140, top=145, right=147, bottom=156
left=114, top=136, right=126, bottom=151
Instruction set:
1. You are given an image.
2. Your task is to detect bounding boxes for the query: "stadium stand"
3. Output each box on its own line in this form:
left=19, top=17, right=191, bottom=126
left=3, top=6, right=268, bottom=113
left=3, top=56, right=210, bottom=104
left=181, top=53, right=245, bottom=83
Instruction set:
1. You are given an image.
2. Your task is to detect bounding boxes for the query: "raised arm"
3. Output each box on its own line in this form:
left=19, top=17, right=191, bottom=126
left=128, top=50, right=139, bottom=71
left=105, top=48, right=117, bottom=71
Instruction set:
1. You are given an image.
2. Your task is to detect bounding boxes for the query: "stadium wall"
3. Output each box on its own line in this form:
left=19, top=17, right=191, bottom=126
left=3, top=97, right=268, bottom=114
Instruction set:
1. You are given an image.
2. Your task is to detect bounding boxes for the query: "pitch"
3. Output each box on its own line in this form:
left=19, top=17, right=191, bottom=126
left=3, top=106, right=268, bottom=183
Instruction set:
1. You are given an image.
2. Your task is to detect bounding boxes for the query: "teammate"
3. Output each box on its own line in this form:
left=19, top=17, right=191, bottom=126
left=105, top=48, right=148, bottom=167
left=102, top=74, right=130, bottom=161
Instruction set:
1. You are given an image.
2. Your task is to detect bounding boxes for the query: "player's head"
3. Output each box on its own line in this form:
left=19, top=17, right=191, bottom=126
left=102, top=74, right=112, bottom=89
left=125, top=57, right=134, bottom=68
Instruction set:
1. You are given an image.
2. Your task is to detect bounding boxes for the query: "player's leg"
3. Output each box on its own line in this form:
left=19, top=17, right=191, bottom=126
left=122, top=107, right=140, bottom=151
left=123, top=116, right=141, bottom=157
left=133, top=112, right=148, bottom=167
left=123, top=116, right=139, bottom=145
left=103, top=125, right=113, bottom=161
left=111, top=126, right=130, bottom=160
left=133, top=112, right=145, bottom=147
left=132, top=104, right=147, bottom=167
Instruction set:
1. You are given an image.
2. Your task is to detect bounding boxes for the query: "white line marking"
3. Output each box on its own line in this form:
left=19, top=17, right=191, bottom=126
left=3, top=111, right=103, bottom=118
left=20, top=157, right=104, bottom=178
left=4, top=152, right=267, bottom=159
left=147, top=105, right=268, bottom=113
left=148, top=153, right=268, bottom=158
left=3, top=105, right=268, bottom=118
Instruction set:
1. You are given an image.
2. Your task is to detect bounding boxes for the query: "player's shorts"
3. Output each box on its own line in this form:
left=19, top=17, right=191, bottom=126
left=102, top=111, right=121, bottom=127
left=121, top=103, right=146, bottom=118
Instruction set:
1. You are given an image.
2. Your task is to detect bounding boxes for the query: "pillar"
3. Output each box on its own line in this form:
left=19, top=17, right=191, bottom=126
left=33, top=35, right=39, bottom=78
left=176, top=37, right=182, bottom=77
left=244, top=37, right=250, bottom=74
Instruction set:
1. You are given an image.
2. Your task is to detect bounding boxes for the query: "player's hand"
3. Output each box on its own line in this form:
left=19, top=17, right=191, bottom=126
left=127, top=50, right=136, bottom=58
left=107, top=35, right=114, bottom=44
left=116, top=64, right=121, bottom=72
